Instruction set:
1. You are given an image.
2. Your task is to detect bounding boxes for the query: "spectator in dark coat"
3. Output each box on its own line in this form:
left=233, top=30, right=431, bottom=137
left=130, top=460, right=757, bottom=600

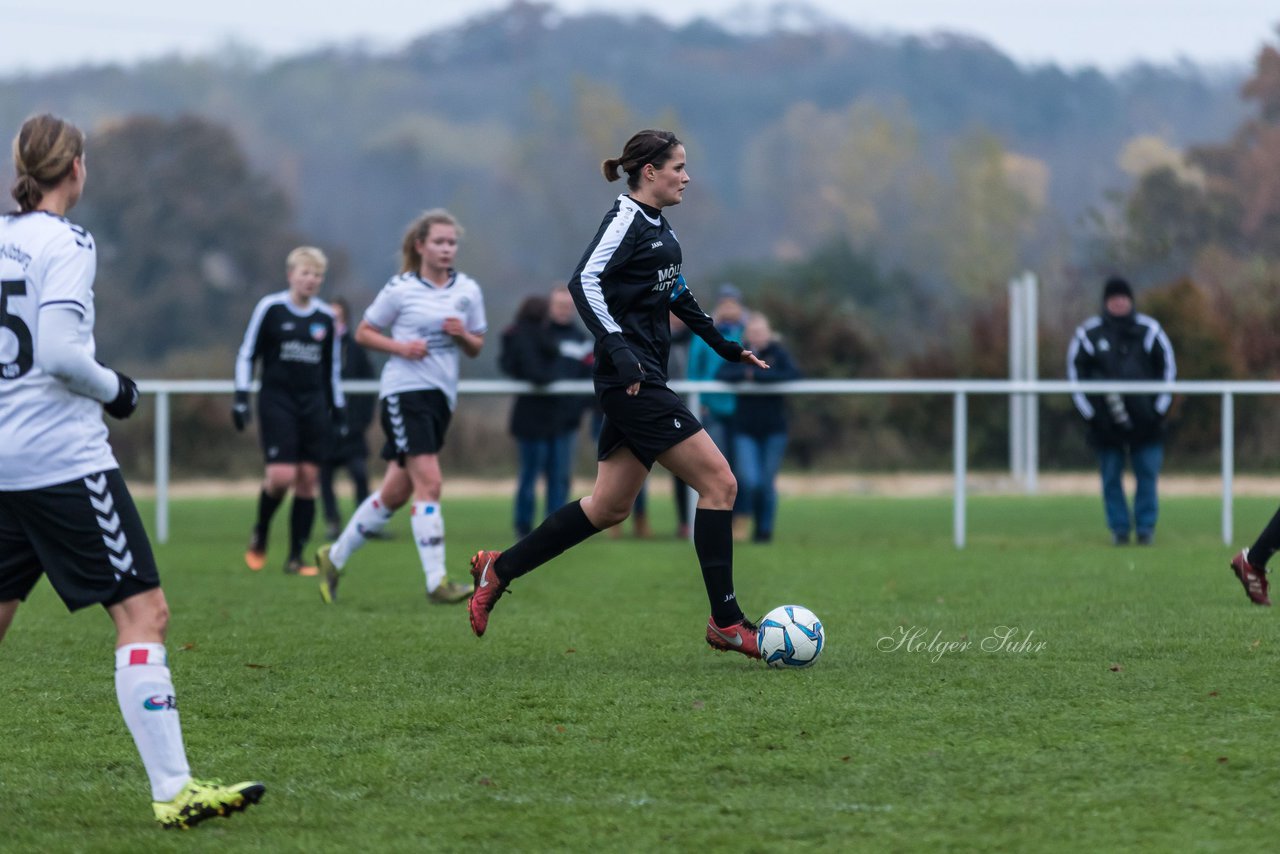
left=717, top=313, right=800, bottom=543
left=1067, top=276, right=1176, bottom=546
left=501, top=287, right=593, bottom=537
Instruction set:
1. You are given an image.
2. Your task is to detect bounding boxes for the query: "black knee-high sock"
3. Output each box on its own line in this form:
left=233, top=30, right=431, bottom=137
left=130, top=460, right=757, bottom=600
left=695, top=508, right=744, bottom=626
left=255, top=489, right=284, bottom=538
left=1249, top=504, right=1280, bottom=568
left=496, top=500, right=600, bottom=582
left=290, top=497, right=316, bottom=561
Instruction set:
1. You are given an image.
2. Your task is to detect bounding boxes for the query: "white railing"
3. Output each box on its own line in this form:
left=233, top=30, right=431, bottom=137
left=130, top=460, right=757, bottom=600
left=136, top=378, right=1275, bottom=547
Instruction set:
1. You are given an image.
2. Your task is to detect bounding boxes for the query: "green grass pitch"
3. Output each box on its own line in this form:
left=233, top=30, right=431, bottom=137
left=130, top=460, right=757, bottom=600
left=4, top=493, right=1280, bottom=851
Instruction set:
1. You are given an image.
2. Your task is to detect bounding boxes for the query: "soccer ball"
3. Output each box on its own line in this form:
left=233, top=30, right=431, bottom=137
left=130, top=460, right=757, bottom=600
left=757, top=605, right=824, bottom=668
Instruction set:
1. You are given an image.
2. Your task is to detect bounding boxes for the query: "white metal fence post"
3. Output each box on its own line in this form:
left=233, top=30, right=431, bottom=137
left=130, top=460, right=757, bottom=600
left=1222, top=391, right=1234, bottom=546
left=1009, top=279, right=1025, bottom=479
left=685, top=389, right=702, bottom=539
left=1023, top=273, right=1039, bottom=494
left=954, top=391, right=967, bottom=549
left=154, top=389, right=170, bottom=544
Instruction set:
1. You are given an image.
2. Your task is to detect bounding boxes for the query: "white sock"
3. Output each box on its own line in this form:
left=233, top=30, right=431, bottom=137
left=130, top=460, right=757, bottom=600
left=331, top=491, right=395, bottom=568
left=411, top=501, right=446, bottom=592
left=115, top=643, right=192, bottom=802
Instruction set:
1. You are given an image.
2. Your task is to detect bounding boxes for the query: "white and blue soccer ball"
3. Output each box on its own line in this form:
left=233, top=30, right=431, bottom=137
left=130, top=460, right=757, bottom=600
left=757, top=605, right=824, bottom=668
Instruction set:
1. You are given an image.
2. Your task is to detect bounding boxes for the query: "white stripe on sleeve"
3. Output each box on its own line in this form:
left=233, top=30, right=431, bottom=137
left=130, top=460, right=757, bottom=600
left=234, top=294, right=278, bottom=391
left=577, top=206, right=636, bottom=337
left=1066, top=326, right=1095, bottom=419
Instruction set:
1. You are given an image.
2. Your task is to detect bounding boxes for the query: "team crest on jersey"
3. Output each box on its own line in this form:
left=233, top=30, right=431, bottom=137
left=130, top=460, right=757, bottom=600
left=310, top=322, right=328, bottom=341
left=456, top=297, right=471, bottom=312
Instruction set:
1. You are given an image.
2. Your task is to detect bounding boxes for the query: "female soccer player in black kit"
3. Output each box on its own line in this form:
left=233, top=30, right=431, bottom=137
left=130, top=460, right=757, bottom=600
left=233, top=247, right=345, bottom=575
left=467, top=129, right=770, bottom=660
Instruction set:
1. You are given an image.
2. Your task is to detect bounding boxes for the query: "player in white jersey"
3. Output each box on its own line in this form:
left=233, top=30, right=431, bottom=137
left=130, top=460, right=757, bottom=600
left=316, top=209, right=486, bottom=605
left=0, top=114, right=263, bottom=828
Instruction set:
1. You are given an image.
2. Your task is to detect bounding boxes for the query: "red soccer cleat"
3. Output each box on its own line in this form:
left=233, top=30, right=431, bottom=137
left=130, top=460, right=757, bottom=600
left=1231, top=548, right=1271, bottom=606
left=706, top=616, right=762, bottom=660
left=468, top=550, right=507, bottom=637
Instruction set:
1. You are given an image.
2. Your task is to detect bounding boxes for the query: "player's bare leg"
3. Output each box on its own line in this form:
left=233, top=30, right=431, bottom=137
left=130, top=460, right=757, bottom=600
left=108, top=588, right=265, bottom=828
left=319, top=462, right=412, bottom=601
left=658, top=431, right=759, bottom=659
left=403, top=454, right=469, bottom=602
left=580, top=448, right=651, bottom=529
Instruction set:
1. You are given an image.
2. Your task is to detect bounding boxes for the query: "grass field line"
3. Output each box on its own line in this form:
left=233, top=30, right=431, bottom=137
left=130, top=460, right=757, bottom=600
left=129, top=471, right=1279, bottom=499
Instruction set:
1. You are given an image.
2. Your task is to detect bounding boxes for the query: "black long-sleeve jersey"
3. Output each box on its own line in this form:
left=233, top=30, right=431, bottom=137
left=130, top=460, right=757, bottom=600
left=234, top=291, right=345, bottom=407
left=568, top=194, right=742, bottom=391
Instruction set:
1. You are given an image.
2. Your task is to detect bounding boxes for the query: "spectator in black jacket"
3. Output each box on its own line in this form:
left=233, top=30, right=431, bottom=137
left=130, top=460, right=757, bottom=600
left=1067, top=276, right=1176, bottom=546
left=319, top=297, right=379, bottom=540
left=717, top=313, right=800, bottom=543
left=500, top=287, right=593, bottom=537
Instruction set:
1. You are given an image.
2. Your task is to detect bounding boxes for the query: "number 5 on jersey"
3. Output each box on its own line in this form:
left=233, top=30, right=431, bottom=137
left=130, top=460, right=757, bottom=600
left=0, top=279, right=34, bottom=380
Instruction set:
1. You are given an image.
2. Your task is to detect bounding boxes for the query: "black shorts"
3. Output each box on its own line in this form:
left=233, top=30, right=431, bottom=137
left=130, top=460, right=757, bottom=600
left=259, top=388, right=332, bottom=465
left=380, top=389, right=452, bottom=463
left=0, top=469, right=161, bottom=612
left=596, top=384, right=702, bottom=469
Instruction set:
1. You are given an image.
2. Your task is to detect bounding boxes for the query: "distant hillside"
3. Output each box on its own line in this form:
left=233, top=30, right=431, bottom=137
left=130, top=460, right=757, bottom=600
left=0, top=1, right=1250, bottom=359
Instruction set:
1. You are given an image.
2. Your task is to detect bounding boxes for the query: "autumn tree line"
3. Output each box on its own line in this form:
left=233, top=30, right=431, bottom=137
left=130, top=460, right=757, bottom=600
left=5, top=4, right=1277, bottom=477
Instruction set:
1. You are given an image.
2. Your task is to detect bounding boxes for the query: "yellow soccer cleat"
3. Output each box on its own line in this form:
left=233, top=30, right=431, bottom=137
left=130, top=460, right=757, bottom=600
left=152, top=778, right=265, bottom=830
left=317, top=543, right=340, bottom=604
left=427, top=577, right=474, bottom=605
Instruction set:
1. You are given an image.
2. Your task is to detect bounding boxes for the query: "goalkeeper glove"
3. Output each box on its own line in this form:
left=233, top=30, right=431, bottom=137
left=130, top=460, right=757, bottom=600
left=104, top=371, right=139, bottom=420
left=232, top=390, right=251, bottom=431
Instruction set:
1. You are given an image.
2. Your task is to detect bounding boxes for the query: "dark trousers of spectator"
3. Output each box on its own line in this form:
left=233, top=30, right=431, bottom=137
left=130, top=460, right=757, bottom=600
left=703, top=415, right=744, bottom=514
left=732, top=431, right=788, bottom=543
left=1097, top=440, right=1163, bottom=541
left=514, top=430, right=577, bottom=537
left=673, top=474, right=691, bottom=536
left=320, top=455, right=370, bottom=538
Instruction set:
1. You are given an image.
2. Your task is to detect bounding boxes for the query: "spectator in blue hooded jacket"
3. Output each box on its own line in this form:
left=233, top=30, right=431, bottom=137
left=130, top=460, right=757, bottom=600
left=687, top=283, right=747, bottom=525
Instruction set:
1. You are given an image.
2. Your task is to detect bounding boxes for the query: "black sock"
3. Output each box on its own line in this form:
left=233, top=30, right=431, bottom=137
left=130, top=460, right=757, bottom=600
left=255, top=489, right=284, bottom=539
left=290, top=497, right=316, bottom=561
left=496, top=500, right=600, bottom=582
left=1249, top=505, right=1280, bottom=568
left=695, top=508, right=744, bottom=626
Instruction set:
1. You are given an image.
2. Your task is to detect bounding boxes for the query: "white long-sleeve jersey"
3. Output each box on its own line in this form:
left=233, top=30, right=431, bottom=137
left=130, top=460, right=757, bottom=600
left=0, top=211, right=118, bottom=489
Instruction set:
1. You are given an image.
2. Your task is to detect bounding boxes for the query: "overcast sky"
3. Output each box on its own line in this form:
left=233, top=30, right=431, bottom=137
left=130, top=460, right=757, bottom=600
left=3, top=0, right=1275, bottom=75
